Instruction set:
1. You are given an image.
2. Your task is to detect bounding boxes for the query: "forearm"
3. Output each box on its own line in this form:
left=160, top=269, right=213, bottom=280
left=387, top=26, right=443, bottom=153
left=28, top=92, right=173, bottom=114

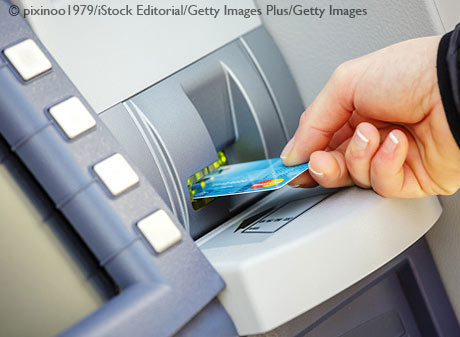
left=437, top=24, right=460, bottom=148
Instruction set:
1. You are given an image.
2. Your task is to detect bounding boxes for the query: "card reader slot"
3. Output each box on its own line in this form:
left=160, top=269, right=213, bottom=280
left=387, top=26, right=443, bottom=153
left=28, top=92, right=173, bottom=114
left=182, top=60, right=268, bottom=164
left=100, top=27, right=304, bottom=239
left=187, top=151, right=228, bottom=210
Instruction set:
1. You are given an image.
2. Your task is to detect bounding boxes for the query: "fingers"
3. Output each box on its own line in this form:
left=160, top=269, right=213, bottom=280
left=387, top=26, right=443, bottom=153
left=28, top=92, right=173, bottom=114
left=292, top=127, right=428, bottom=198
left=284, top=112, right=430, bottom=198
left=288, top=149, right=353, bottom=189
left=345, top=122, right=381, bottom=188
left=329, top=111, right=390, bottom=150
left=281, top=62, right=357, bottom=166
left=306, top=142, right=354, bottom=188
left=288, top=172, right=318, bottom=188
left=370, top=130, right=416, bottom=197
left=328, top=120, right=354, bottom=150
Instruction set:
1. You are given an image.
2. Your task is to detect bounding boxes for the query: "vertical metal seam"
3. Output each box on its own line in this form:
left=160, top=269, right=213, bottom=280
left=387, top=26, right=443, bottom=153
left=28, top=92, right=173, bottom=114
left=239, top=36, right=290, bottom=142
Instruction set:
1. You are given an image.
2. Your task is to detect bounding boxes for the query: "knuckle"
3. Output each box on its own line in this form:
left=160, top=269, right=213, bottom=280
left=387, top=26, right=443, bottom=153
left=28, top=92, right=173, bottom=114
left=299, top=108, right=310, bottom=126
left=299, top=103, right=317, bottom=126
left=332, top=60, right=353, bottom=82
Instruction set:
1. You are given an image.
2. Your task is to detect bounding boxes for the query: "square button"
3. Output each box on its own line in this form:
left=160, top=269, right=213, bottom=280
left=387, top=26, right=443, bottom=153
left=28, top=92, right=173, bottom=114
left=137, top=210, right=182, bottom=253
left=49, top=97, right=96, bottom=139
left=94, top=153, right=139, bottom=196
left=4, top=39, right=52, bottom=81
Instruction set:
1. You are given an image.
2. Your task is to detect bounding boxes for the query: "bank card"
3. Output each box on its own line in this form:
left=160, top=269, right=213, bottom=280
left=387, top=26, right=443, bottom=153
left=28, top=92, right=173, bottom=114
left=191, top=158, right=309, bottom=199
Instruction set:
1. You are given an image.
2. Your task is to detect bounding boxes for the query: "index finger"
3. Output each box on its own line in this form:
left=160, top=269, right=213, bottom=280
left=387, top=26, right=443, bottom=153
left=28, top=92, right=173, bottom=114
left=281, top=64, right=357, bottom=166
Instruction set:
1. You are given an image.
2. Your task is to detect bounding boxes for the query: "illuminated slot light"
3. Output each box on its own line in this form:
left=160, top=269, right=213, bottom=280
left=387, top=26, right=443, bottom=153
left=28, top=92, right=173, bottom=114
left=187, top=151, right=227, bottom=210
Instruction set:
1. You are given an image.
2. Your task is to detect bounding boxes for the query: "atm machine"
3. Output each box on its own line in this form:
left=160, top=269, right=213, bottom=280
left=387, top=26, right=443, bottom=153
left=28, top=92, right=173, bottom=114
left=1, top=0, right=460, bottom=336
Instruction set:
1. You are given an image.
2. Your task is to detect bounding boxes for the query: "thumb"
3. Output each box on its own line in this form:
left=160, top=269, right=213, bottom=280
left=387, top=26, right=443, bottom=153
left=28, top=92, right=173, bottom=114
left=281, top=63, right=356, bottom=166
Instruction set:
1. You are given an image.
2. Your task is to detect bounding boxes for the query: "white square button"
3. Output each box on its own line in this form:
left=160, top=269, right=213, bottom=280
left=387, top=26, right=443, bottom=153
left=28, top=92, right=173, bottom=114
left=94, top=153, right=139, bottom=196
left=49, top=97, right=96, bottom=139
left=137, top=210, right=182, bottom=253
left=4, top=39, right=52, bottom=81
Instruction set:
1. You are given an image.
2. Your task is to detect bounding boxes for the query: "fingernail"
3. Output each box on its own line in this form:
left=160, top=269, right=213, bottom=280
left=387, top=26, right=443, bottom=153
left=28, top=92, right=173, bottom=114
left=352, top=128, right=369, bottom=151
left=291, top=184, right=301, bottom=188
left=383, top=131, right=399, bottom=154
left=309, top=166, right=324, bottom=177
left=281, top=137, right=295, bottom=160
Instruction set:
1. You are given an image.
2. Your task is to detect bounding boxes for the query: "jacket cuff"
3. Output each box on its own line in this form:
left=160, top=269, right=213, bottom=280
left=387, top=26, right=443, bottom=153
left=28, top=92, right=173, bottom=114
left=437, top=27, right=460, bottom=149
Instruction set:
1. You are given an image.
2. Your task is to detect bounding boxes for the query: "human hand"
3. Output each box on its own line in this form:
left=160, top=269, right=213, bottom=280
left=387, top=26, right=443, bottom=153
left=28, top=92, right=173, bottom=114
left=281, top=36, right=460, bottom=197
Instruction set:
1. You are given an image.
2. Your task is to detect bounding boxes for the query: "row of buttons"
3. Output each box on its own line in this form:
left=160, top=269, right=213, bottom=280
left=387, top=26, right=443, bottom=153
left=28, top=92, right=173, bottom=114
left=2, top=39, right=181, bottom=254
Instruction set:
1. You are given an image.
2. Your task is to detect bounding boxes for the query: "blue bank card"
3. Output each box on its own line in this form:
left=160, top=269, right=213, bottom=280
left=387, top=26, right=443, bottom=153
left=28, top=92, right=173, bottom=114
left=191, top=158, right=309, bottom=199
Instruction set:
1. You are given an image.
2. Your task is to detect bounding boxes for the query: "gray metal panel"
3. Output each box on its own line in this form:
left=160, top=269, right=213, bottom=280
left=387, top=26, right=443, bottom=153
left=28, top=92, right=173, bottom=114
left=427, top=191, right=460, bottom=324
left=257, top=0, right=445, bottom=108
left=434, top=0, right=460, bottom=31
left=240, top=27, right=305, bottom=138
left=11, top=0, right=261, bottom=113
left=198, top=186, right=443, bottom=334
left=103, top=28, right=294, bottom=238
left=99, top=104, right=174, bottom=215
left=251, top=239, right=460, bottom=337
left=0, top=3, right=234, bottom=336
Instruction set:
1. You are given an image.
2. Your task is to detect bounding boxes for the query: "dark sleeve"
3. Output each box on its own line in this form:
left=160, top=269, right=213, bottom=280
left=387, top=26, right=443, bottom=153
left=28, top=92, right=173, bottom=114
left=437, top=24, right=460, bottom=149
